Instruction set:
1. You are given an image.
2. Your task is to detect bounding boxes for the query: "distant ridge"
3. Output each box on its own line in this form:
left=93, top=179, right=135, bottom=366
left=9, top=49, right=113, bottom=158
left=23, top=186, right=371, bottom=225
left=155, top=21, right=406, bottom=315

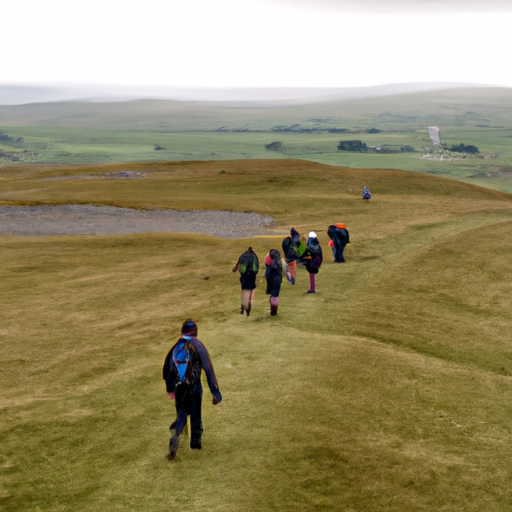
left=0, top=81, right=498, bottom=106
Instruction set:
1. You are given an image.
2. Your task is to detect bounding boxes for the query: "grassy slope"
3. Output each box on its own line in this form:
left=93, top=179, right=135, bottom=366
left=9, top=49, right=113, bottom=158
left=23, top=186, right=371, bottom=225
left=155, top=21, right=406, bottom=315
left=2, top=160, right=512, bottom=511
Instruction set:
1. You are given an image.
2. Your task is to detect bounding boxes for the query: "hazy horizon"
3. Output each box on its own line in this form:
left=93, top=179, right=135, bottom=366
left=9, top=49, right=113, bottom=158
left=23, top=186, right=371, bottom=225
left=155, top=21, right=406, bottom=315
left=0, top=81, right=503, bottom=106
left=2, top=0, right=512, bottom=92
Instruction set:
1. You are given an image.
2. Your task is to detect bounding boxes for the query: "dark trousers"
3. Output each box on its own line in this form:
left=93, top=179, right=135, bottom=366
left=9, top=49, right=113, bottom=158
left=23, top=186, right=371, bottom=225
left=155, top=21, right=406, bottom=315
left=334, top=244, right=345, bottom=262
left=175, top=383, right=203, bottom=443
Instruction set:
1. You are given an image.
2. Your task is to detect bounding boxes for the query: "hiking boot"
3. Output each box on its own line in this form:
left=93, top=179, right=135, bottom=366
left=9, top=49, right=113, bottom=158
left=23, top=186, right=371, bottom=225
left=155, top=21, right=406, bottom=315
left=240, top=305, right=245, bottom=314
left=190, top=438, right=202, bottom=450
left=168, top=435, right=180, bottom=460
left=246, top=304, right=251, bottom=317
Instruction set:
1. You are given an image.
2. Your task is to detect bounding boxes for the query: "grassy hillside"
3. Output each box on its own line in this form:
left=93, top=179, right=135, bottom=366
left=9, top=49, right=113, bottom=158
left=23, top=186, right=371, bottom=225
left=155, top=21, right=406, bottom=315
left=1, top=87, right=512, bottom=193
left=2, top=88, right=512, bottom=131
left=2, top=160, right=512, bottom=511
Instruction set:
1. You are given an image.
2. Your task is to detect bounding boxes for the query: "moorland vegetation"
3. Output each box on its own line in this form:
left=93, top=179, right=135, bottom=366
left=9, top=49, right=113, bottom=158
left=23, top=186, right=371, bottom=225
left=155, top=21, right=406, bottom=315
left=2, top=159, right=512, bottom=511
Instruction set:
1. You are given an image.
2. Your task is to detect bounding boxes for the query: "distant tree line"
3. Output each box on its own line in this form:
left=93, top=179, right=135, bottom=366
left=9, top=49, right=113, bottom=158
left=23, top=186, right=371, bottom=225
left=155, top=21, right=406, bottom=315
left=336, top=139, right=479, bottom=155
left=448, top=143, right=479, bottom=154
left=214, top=125, right=389, bottom=134
left=375, top=145, right=415, bottom=154
left=337, top=140, right=368, bottom=152
left=264, top=141, right=283, bottom=152
left=271, top=125, right=333, bottom=134
left=327, top=128, right=349, bottom=133
left=338, top=141, right=416, bottom=153
left=0, top=131, right=24, bottom=143
left=271, top=125, right=382, bottom=134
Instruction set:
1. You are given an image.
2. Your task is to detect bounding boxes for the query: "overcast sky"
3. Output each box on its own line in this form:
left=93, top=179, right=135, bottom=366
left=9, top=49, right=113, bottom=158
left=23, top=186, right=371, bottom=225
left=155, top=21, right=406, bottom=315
left=2, top=0, right=512, bottom=90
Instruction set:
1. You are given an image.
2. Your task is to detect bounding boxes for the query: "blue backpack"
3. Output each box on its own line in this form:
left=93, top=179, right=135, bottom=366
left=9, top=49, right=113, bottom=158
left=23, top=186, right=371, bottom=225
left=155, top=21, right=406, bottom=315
left=172, top=337, right=197, bottom=384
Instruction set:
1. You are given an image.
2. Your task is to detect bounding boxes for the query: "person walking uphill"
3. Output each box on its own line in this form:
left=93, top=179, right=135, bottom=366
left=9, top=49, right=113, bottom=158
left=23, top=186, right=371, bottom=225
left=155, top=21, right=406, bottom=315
left=163, top=319, right=222, bottom=460
left=264, top=249, right=283, bottom=316
left=327, top=223, right=350, bottom=263
left=303, top=231, right=323, bottom=293
left=232, top=246, right=259, bottom=316
left=282, top=227, right=305, bottom=285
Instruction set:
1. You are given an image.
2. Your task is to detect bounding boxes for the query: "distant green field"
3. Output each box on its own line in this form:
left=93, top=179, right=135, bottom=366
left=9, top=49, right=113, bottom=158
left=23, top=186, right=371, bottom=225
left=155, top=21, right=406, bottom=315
left=1, top=87, right=512, bottom=192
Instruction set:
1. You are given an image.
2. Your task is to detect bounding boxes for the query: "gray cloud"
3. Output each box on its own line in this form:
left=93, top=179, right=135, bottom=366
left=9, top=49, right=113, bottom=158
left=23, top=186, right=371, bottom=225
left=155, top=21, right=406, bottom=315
left=269, top=0, right=512, bottom=14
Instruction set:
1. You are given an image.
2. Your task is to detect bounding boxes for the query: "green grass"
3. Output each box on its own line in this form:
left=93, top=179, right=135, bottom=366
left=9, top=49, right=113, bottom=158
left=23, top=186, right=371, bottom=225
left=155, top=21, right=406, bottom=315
left=2, top=87, right=512, bottom=192
left=2, top=160, right=512, bottom=511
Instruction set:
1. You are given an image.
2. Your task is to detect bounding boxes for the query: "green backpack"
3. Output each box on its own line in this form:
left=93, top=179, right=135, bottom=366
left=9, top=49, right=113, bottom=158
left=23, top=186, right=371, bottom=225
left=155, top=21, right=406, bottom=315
left=239, top=251, right=259, bottom=275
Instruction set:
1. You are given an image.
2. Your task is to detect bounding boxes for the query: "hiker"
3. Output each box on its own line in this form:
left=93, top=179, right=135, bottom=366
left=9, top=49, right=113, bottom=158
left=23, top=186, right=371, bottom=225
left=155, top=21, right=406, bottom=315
left=302, top=231, right=323, bottom=293
left=328, top=239, right=335, bottom=259
left=362, top=186, right=372, bottom=200
left=162, top=319, right=222, bottom=460
left=327, top=223, right=350, bottom=263
left=264, top=249, right=283, bottom=316
left=281, top=227, right=305, bottom=284
left=232, top=246, right=259, bottom=316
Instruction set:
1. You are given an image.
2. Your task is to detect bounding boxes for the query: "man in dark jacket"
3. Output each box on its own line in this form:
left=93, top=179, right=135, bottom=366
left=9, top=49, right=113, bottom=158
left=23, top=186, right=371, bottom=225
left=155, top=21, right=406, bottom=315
left=327, top=224, right=350, bottom=263
left=163, top=319, right=222, bottom=460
